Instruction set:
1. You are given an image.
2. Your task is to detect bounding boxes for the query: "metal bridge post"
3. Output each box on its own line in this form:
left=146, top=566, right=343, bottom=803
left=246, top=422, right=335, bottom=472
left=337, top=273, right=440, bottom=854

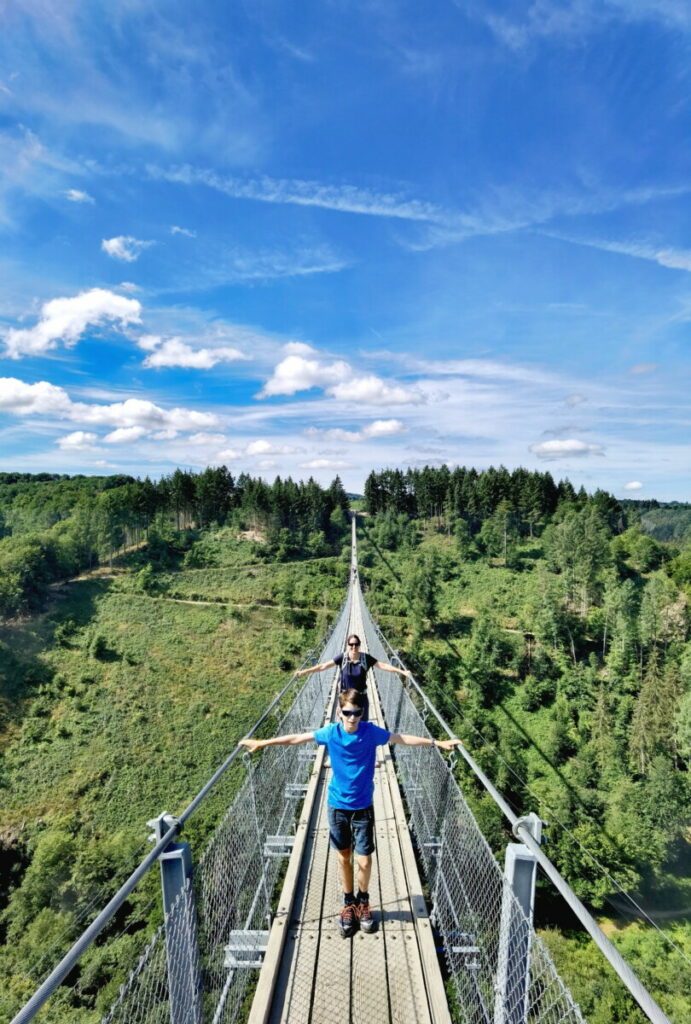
left=147, top=813, right=203, bottom=1024
left=493, top=813, right=542, bottom=1024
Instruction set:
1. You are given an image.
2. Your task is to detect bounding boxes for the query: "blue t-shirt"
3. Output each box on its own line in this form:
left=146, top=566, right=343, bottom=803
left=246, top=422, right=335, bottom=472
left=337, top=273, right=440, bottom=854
left=313, top=721, right=391, bottom=810
left=333, top=651, right=377, bottom=692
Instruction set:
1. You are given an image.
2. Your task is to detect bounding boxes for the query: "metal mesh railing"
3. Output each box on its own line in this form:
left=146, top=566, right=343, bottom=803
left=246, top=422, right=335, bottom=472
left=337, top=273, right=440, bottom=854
left=356, top=586, right=587, bottom=1024
left=103, top=587, right=352, bottom=1024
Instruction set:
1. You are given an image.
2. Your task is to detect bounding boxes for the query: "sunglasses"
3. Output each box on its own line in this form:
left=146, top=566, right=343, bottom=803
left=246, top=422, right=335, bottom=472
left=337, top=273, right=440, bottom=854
left=342, top=709, right=363, bottom=718
left=348, top=641, right=360, bottom=647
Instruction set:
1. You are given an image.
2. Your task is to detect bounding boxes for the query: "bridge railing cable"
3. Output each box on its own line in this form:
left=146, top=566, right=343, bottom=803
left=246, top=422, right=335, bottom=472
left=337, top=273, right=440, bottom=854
left=355, top=587, right=586, bottom=1024
left=356, top=584, right=673, bottom=1024
left=12, top=586, right=352, bottom=1024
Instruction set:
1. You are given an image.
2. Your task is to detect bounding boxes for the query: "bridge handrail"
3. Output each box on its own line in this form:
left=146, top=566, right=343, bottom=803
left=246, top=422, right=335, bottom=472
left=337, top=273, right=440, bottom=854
left=11, top=585, right=352, bottom=1024
left=361, top=592, right=672, bottom=1024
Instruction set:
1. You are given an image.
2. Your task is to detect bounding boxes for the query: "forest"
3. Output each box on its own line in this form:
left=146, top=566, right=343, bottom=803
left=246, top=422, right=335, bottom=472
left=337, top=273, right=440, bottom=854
left=1, top=465, right=690, bottom=1022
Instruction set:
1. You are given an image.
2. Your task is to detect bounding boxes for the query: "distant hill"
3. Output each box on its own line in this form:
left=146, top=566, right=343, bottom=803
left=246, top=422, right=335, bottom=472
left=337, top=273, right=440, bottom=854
left=622, top=499, right=691, bottom=542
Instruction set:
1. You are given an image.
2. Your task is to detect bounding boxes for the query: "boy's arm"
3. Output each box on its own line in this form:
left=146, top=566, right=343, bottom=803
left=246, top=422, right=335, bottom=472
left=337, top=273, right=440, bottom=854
left=240, top=732, right=316, bottom=755
left=389, top=733, right=462, bottom=752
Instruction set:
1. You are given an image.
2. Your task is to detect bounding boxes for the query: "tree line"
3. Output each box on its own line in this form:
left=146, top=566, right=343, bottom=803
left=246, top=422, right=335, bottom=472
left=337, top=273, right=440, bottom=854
left=0, top=469, right=350, bottom=619
left=364, top=463, right=629, bottom=537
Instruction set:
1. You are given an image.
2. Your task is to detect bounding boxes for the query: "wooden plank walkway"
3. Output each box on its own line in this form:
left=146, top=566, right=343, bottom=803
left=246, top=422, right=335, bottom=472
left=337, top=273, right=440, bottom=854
left=247, top=603, right=452, bottom=1024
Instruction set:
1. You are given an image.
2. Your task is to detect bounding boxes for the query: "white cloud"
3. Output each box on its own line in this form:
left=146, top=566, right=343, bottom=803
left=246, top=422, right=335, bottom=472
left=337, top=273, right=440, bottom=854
left=138, top=334, right=247, bottom=369
left=462, top=0, right=691, bottom=52
left=363, top=418, right=406, bottom=438
left=101, top=236, right=154, bottom=262
left=152, top=429, right=179, bottom=440
left=57, top=431, right=98, bottom=450
left=565, top=394, right=586, bottom=406
left=623, top=481, right=644, bottom=491
left=328, top=375, right=425, bottom=406
left=306, top=426, right=363, bottom=442
left=217, top=447, right=243, bottom=461
left=118, top=282, right=141, bottom=293
left=151, top=164, right=445, bottom=222
left=75, top=397, right=219, bottom=432
left=187, top=432, right=228, bottom=446
left=284, top=341, right=317, bottom=356
left=170, top=225, right=196, bottom=237
left=103, top=426, right=148, bottom=444
left=543, top=232, right=691, bottom=274
left=4, top=288, right=142, bottom=359
left=64, top=188, right=94, bottom=203
left=306, top=419, right=406, bottom=443
left=629, top=363, right=658, bottom=375
left=530, top=438, right=605, bottom=459
left=410, top=357, right=560, bottom=387
left=300, top=458, right=352, bottom=470
left=0, top=376, right=220, bottom=432
left=246, top=439, right=299, bottom=455
left=260, top=353, right=350, bottom=397
left=0, top=378, right=74, bottom=416
left=221, top=245, right=350, bottom=282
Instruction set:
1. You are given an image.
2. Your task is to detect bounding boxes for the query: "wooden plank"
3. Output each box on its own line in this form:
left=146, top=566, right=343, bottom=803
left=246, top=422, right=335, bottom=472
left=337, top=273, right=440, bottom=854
left=248, top=674, right=339, bottom=1024
left=247, top=743, right=328, bottom=1024
left=372, top=686, right=454, bottom=1024
left=375, top=798, right=431, bottom=1024
left=367, top=681, right=432, bottom=1024
left=269, top=782, right=330, bottom=1024
left=310, top=814, right=351, bottom=1024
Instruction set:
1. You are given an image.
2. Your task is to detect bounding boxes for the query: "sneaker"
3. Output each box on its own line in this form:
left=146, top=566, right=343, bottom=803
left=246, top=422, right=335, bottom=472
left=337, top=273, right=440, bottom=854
left=357, top=898, right=376, bottom=933
left=338, top=902, right=359, bottom=938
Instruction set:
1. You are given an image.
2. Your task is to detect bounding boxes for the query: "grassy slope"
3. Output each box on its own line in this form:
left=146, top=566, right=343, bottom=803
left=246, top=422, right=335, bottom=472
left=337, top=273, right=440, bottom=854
left=0, top=536, right=348, bottom=1021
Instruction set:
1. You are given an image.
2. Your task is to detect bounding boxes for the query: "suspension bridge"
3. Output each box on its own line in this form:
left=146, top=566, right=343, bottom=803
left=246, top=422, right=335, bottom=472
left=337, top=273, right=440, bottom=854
left=13, top=518, right=673, bottom=1024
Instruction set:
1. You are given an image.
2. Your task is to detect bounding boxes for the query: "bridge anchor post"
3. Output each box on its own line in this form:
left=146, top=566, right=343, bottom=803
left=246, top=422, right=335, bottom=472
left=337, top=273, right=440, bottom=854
left=147, top=812, right=203, bottom=1024
left=493, top=813, right=542, bottom=1024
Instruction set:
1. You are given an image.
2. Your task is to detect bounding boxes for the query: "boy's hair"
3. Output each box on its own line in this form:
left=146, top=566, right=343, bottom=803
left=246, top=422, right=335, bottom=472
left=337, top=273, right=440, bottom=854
left=338, top=689, right=365, bottom=709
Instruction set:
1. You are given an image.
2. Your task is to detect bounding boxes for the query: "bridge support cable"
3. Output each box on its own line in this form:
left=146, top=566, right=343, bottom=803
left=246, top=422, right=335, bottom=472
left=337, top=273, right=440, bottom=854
left=355, top=578, right=673, bottom=1024
left=12, top=588, right=352, bottom=1024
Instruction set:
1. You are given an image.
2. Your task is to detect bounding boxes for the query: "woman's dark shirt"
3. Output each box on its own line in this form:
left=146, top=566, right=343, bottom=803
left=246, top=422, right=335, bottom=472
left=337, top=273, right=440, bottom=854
left=333, top=652, right=377, bottom=692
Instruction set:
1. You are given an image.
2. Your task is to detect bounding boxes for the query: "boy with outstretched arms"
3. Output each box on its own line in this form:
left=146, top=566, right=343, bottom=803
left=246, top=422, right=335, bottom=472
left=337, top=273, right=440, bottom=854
left=240, top=688, right=461, bottom=937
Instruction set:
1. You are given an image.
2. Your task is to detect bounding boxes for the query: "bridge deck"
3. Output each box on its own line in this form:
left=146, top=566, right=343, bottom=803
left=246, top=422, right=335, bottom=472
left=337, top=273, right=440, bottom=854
left=247, top=606, right=451, bottom=1024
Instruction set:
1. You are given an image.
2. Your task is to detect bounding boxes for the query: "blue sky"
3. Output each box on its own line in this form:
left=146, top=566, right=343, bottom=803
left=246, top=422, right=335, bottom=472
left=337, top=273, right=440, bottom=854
left=1, top=0, right=690, bottom=500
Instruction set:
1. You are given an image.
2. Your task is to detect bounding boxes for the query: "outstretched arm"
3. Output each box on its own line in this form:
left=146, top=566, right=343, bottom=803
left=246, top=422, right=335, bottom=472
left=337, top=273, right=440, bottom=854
left=295, top=659, right=336, bottom=678
left=374, top=660, right=412, bottom=679
left=389, top=734, right=462, bottom=752
left=240, top=732, right=315, bottom=754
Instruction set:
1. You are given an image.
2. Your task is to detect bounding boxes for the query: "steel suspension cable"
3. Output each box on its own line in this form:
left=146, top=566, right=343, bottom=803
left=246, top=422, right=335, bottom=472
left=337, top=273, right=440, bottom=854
left=359, top=593, right=674, bottom=1024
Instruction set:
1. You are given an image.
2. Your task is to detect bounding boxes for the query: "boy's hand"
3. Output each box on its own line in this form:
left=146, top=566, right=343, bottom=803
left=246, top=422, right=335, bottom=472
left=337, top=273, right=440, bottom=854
left=437, top=738, right=463, bottom=752
left=239, top=738, right=262, bottom=754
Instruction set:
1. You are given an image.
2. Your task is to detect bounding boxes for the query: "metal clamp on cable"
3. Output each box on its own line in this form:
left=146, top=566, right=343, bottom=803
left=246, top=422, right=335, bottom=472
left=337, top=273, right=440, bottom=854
left=512, top=812, right=543, bottom=845
left=146, top=812, right=181, bottom=844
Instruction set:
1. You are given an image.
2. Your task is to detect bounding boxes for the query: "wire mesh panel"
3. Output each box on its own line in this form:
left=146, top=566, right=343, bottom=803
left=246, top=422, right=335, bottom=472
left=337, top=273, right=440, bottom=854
left=104, top=880, right=199, bottom=1024
left=355, top=587, right=586, bottom=1024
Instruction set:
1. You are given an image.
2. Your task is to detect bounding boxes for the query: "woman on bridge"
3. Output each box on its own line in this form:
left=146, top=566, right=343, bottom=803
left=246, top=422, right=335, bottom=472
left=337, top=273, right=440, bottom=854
left=295, top=633, right=410, bottom=721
